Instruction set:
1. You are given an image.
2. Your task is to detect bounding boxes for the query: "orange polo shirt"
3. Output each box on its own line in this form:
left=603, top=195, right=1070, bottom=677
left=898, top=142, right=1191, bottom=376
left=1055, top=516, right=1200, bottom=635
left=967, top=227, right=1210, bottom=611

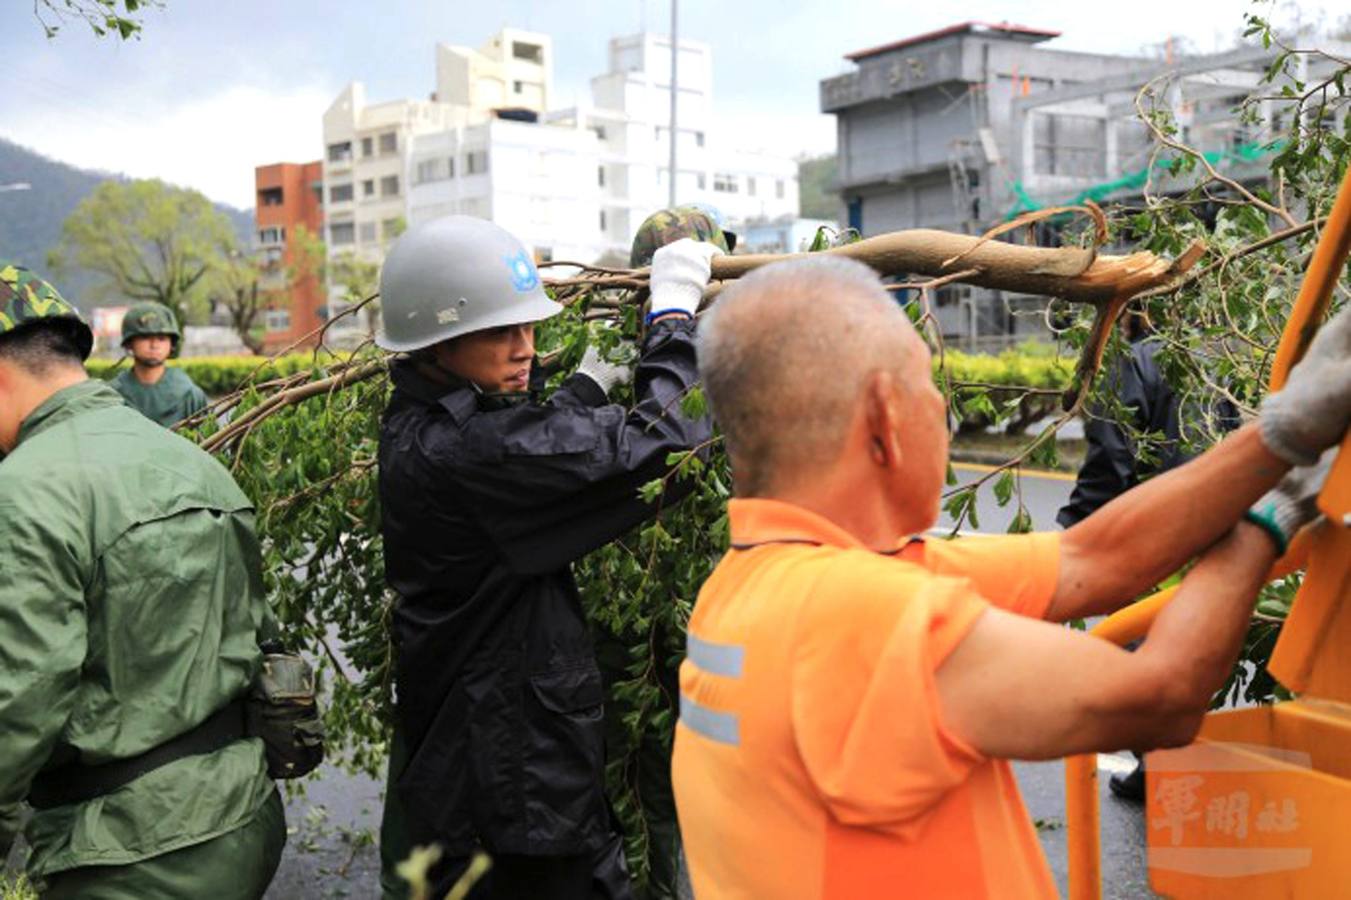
left=672, top=498, right=1061, bottom=900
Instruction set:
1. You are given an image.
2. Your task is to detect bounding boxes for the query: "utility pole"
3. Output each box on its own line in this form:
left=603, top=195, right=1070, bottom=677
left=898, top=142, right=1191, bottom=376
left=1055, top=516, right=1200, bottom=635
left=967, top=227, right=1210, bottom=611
left=668, top=0, right=678, bottom=207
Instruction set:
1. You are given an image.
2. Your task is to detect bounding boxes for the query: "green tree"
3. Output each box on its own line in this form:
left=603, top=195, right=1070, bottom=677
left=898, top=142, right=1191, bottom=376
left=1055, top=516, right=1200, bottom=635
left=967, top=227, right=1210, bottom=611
left=329, top=252, right=382, bottom=333
left=797, top=153, right=838, bottom=220
left=211, top=224, right=330, bottom=355
left=48, top=179, right=236, bottom=327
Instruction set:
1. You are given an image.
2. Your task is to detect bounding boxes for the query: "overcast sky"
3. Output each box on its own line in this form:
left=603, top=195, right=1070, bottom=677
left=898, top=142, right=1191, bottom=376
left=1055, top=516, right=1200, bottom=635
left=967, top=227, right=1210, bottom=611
left=0, top=0, right=1333, bottom=208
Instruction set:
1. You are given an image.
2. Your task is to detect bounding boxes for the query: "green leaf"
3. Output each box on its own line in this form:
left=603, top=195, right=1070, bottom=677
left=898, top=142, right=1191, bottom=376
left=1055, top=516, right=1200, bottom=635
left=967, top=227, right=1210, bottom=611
left=637, top=479, right=665, bottom=504
left=993, top=470, right=1014, bottom=507
left=679, top=385, right=708, bottom=420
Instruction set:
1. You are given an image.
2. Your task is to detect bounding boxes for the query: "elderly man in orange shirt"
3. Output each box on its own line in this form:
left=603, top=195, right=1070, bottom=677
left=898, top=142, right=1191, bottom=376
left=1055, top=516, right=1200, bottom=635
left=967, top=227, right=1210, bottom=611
left=671, top=256, right=1348, bottom=899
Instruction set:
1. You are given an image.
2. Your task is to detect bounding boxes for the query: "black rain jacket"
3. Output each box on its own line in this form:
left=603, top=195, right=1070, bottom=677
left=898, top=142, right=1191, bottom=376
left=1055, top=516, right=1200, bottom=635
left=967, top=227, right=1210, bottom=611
left=1057, top=336, right=1238, bottom=528
left=378, top=318, right=709, bottom=856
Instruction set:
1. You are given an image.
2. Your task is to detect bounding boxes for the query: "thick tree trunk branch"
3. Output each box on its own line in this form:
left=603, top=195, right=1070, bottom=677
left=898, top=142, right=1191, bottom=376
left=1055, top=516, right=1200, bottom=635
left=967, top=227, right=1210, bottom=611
left=705, top=230, right=1202, bottom=305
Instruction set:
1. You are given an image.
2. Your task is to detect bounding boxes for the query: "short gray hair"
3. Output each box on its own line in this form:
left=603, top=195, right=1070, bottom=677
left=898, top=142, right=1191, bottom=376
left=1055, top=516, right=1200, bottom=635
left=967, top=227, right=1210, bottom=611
left=696, top=256, right=917, bottom=495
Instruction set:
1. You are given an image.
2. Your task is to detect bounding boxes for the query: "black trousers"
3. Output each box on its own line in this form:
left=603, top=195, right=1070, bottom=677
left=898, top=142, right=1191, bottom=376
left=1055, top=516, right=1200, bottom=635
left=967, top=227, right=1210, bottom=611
left=433, top=831, right=632, bottom=900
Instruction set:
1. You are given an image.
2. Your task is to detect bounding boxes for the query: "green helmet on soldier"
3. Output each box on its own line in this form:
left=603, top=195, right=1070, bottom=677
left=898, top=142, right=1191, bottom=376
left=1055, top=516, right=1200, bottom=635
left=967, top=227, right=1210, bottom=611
left=0, top=262, right=94, bottom=361
left=121, top=301, right=182, bottom=351
left=629, top=205, right=737, bottom=268
left=377, top=215, right=562, bottom=352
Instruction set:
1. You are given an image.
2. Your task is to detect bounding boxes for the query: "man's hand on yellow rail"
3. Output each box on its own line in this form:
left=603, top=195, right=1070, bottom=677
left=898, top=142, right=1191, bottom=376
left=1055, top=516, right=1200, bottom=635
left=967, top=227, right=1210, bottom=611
left=1259, top=304, right=1351, bottom=466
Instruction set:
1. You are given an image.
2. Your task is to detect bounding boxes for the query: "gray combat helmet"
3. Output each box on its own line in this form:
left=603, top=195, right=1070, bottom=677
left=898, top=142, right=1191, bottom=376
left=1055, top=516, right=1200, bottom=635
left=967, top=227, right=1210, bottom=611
left=377, top=215, right=563, bottom=352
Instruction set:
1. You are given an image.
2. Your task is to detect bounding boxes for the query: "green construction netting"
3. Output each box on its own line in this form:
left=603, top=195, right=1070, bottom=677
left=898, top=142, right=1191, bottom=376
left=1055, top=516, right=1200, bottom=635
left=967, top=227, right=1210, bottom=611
left=1003, top=139, right=1285, bottom=219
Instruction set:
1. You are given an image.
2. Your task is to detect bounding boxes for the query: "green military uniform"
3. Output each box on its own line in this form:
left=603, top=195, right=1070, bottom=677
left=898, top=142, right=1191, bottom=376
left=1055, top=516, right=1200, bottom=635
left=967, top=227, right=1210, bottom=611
left=111, top=365, right=209, bottom=427
left=113, top=301, right=209, bottom=428
left=589, top=206, right=737, bottom=900
left=0, top=266, right=283, bottom=897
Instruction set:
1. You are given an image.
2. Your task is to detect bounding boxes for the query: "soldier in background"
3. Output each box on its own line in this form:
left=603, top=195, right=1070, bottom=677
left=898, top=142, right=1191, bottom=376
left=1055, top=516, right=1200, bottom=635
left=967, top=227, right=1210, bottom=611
left=592, top=205, right=733, bottom=900
left=0, top=263, right=284, bottom=898
left=111, top=300, right=209, bottom=427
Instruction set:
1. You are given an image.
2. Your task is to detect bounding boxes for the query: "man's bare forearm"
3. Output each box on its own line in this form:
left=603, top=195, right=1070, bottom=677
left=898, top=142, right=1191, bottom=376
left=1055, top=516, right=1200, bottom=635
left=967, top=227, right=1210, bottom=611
left=1056, top=424, right=1288, bottom=619
left=1134, top=522, right=1278, bottom=721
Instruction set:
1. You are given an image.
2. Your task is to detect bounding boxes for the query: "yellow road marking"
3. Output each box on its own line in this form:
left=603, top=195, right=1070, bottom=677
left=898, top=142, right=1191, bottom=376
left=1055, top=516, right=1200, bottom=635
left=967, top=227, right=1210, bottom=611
left=951, top=461, right=1078, bottom=483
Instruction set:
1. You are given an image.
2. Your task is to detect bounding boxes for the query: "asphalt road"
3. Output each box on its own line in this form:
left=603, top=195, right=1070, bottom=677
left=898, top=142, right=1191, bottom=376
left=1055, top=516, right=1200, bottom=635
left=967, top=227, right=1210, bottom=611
left=265, top=461, right=1158, bottom=898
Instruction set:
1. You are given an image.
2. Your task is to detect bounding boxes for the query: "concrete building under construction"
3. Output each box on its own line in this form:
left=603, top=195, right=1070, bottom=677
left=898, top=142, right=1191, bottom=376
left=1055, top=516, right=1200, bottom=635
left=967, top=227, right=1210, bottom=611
left=820, top=21, right=1344, bottom=346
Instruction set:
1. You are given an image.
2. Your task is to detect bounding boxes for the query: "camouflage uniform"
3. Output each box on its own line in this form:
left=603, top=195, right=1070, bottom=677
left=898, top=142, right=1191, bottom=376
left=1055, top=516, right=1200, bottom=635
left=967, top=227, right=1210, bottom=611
left=0, top=265, right=284, bottom=898
left=587, top=209, right=734, bottom=900
left=628, top=206, right=735, bottom=268
left=113, top=301, right=209, bottom=428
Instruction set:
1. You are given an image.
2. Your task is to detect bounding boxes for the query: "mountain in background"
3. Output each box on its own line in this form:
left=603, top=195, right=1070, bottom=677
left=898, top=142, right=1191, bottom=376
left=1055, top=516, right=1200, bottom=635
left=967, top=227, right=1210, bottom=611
left=0, top=136, right=254, bottom=307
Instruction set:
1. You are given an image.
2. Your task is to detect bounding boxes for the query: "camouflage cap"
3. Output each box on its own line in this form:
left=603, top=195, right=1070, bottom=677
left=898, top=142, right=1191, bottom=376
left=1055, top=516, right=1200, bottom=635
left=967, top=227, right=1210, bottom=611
left=121, top=301, right=181, bottom=347
left=0, top=262, right=94, bottom=360
left=629, top=205, right=736, bottom=268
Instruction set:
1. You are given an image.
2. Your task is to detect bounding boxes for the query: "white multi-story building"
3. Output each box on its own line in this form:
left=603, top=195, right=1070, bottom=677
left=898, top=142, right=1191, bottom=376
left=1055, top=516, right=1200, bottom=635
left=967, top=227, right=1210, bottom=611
left=407, top=119, right=605, bottom=263
left=435, top=28, right=552, bottom=114
left=544, top=33, right=800, bottom=256
left=321, top=29, right=554, bottom=265
left=321, top=84, right=460, bottom=263
left=328, top=28, right=801, bottom=269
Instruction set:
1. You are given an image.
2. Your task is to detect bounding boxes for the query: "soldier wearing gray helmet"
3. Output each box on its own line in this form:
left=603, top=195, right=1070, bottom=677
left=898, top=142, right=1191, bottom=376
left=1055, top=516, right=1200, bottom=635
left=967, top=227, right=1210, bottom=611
left=374, top=216, right=719, bottom=899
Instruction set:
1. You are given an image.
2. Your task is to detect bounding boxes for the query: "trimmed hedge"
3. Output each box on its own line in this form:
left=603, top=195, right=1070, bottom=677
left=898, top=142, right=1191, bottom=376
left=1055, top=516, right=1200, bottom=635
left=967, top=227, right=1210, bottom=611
left=941, top=348, right=1074, bottom=434
left=85, top=348, right=1074, bottom=431
left=86, top=353, right=342, bottom=397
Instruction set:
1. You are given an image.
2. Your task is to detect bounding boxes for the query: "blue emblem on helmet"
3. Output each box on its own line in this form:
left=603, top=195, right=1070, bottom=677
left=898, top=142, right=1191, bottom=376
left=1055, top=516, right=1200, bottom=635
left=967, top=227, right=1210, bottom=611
left=504, top=251, right=540, bottom=292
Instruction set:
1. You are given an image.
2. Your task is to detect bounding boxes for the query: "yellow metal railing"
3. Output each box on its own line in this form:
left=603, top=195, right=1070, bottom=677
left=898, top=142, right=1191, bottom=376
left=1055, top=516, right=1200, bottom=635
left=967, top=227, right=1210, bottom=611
left=1063, top=163, right=1351, bottom=900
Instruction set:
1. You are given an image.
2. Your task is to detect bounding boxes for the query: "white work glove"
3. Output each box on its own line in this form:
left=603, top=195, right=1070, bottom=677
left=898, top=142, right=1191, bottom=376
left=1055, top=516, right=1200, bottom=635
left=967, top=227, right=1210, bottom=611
left=1247, top=448, right=1337, bottom=555
left=648, top=237, right=724, bottom=319
left=1259, top=304, right=1351, bottom=465
left=576, top=341, right=635, bottom=397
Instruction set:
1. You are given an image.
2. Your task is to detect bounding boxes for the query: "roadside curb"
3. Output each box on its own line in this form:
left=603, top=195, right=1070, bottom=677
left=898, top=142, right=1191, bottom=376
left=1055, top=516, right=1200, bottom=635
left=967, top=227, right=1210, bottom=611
left=949, top=447, right=1081, bottom=475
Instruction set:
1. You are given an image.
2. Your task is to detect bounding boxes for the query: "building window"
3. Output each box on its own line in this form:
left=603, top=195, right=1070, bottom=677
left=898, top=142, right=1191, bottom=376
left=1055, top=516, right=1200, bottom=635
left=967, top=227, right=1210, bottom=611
left=695, top=131, right=705, bottom=147
left=713, top=173, right=739, bottom=194
left=697, top=173, right=706, bottom=190
left=465, top=151, right=488, bottom=175
left=599, top=210, right=607, bottom=231
left=447, top=156, right=456, bottom=177
left=329, top=182, right=354, bottom=203
left=258, top=187, right=283, bottom=207
left=776, top=179, right=785, bottom=199
left=329, top=222, right=355, bottom=246
left=591, top=125, right=607, bottom=142
left=380, top=175, right=400, bottom=197
left=747, top=177, right=757, bottom=197
left=362, top=179, right=375, bottom=198
left=258, top=226, right=285, bottom=245
left=379, top=131, right=398, bottom=154
left=361, top=136, right=374, bottom=158
left=265, top=309, right=291, bottom=332
left=382, top=218, right=403, bottom=240
left=597, top=165, right=606, bottom=188
left=326, top=141, right=352, bottom=163
left=415, top=159, right=443, bottom=184
left=512, top=41, right=543, bottom=63
left=513, top=80, right=524, bottom=94
left=358, top=222, right=376, bottom=243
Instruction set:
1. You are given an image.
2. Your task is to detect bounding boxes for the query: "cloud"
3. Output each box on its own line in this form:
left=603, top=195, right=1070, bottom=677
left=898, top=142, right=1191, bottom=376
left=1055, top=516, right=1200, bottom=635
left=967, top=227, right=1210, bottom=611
left=4, top=81, right=332, bottom=209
